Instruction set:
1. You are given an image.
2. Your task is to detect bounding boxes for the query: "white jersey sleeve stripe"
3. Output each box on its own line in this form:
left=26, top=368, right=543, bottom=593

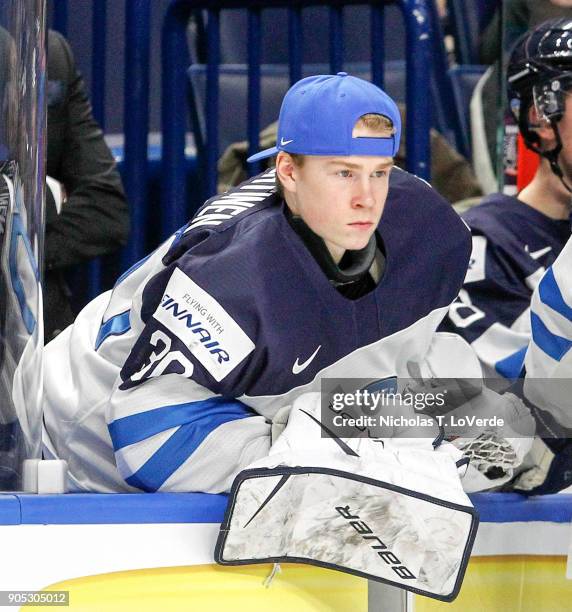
left=108, top=375, right=217, bottom=420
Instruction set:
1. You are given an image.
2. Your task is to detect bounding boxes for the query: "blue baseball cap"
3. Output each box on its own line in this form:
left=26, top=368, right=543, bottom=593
left=247, top=72, right=401, bottom=163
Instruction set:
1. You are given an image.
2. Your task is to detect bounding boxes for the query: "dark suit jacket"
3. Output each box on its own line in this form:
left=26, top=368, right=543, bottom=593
left=45, top=30, right=129, bottom=341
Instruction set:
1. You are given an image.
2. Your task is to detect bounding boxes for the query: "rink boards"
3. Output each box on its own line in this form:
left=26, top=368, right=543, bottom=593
left=0, top=492, right=570, bottom=611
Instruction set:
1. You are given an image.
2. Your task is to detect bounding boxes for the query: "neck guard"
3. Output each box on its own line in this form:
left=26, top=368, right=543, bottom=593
left=285, top=207, right=377, bottom=285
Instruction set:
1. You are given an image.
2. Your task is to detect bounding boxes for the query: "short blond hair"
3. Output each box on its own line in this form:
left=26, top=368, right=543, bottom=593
left=356, top=113, right=395, bottom=135
left=275, top=113, right=394, bottom=196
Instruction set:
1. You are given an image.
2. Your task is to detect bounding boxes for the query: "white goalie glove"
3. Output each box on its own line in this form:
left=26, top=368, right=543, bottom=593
left=404, top=333, right=536, bottom=492
left=216, top=392, right=478, bottom=602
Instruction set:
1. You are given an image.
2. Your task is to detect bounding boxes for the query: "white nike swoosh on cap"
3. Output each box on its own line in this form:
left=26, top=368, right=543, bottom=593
left=280, top=138, right=294, bottom=146
left=524, top=245, right=552, bottom=260
left=292, top=345, right=321, bottom=375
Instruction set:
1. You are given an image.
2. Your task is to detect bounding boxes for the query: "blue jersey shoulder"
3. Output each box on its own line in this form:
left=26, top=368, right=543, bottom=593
left=162, top=169, right=280, bottom=266
left=463, top=192, right=569, bottom=269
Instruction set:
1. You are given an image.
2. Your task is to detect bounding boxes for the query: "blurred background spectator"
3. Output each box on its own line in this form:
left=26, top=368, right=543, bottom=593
left=45, top=30, right=128, bottom=341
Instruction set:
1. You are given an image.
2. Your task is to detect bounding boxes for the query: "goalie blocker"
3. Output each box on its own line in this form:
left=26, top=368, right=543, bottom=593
left=216, top=451, right=478, bottom=601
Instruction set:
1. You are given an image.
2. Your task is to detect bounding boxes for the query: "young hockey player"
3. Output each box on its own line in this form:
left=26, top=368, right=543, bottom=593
left=43, top=72, right=475, bottom=494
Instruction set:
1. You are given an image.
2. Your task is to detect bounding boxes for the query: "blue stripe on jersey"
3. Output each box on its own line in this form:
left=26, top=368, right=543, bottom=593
left=123, top=409, right=251, bottom=492
left=495, top=346, right=527, bottom=378
left=530, top=312, right=572, bottom=362
left=538, top=267, right=572, bottom=322
left=114, top=252, right=153, bottom=287
left=108, top=397, right=253, bottom=451
left=124, top=419, right=217, bottom=492
left=95, top=310, right=131, bottom=350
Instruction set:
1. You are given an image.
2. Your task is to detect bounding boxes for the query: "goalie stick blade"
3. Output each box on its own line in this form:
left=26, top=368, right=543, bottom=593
left=215, top=466, right=479, bottom=602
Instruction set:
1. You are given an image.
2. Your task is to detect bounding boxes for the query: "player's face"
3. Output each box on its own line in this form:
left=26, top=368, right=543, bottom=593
left=284, top=126, right=393, bottom=263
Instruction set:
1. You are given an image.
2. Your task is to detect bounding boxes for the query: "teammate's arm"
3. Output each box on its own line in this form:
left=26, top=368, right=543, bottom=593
left=512, top=237, right=572, bottom=494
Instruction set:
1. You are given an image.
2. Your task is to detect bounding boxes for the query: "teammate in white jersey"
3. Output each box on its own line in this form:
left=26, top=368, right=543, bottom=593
left=43, top=72, right=529, bottom=497
left=513, top=235, right=572, bottom=494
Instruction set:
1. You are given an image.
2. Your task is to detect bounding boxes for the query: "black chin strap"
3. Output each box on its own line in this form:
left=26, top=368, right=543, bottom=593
left=285, top=208, right=377, bottom=286
left=524, top=119, right=572, bottom=194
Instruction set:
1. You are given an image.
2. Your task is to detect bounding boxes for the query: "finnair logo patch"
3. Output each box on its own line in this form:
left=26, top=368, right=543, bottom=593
left=153, top=268, right=255, bottom=381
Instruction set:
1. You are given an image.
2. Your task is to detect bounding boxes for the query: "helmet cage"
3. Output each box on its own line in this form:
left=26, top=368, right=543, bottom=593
left=531, top=66, right=572, bottom=122
left=509, top=58, right=572, bottom=124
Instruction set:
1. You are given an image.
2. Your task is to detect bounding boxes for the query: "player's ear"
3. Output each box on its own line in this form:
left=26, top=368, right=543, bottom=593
left=528, top=104, right=556, bottom=149
left=275, top=152, right=298, bottom=194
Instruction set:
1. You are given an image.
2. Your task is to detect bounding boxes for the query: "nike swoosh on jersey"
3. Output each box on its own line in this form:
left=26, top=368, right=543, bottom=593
left=525, top=245, right=552, bottom=260
left=292, top=345, right=321, bottom=374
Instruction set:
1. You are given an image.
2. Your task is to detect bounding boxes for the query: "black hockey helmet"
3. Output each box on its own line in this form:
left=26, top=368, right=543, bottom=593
left=507, top=18, right=572, bottom=189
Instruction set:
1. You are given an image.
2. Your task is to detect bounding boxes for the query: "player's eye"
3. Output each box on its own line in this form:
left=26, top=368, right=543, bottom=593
left=372, top=170, right=388, bottom=178
left=337, top=169, right=352, bottom=178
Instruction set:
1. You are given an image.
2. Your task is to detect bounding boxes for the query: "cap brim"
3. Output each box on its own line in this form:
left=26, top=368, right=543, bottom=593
left=246, top=146, right=279, bottom=163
